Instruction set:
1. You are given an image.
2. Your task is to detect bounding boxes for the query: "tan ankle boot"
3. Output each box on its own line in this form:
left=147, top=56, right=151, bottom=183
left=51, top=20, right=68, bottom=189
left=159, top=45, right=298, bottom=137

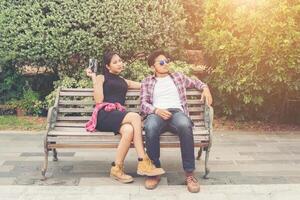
left=186, top=175, right=200, bottom=193
left=110, top=162, right=134, bottom=183
left=145, top=176, right=161, bottom=190
left=137, top=155, right=165, bottom=176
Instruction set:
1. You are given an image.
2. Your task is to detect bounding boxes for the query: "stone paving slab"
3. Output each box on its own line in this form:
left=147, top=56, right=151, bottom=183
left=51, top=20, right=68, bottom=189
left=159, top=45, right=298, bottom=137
left=0, top=178, right=16, bottom=185
left=78, top=177, right=168, bottom=186
left=0, top=184, right=299, bottom=200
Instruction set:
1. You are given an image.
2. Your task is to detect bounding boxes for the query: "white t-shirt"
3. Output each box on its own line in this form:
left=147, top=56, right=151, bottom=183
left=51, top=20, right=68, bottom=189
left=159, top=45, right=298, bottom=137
left=153, top=75, right=183, bottom=110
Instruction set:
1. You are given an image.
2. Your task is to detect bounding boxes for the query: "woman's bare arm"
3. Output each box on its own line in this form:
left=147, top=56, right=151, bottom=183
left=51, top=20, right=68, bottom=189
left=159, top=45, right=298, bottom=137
left=92, top=75, right=104, bottom=103
left=86, top=69, right=104, bottom=103
left=125, top=79, right=141, bottom=89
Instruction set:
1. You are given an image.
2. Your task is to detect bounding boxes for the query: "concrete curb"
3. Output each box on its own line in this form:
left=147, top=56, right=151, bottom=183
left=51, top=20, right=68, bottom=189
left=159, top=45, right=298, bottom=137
left=0, top=131, right=45, bottom=134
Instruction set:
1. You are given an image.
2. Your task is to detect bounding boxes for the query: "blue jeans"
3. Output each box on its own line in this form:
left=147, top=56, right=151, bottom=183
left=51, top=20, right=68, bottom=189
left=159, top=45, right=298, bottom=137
left=144, top=109, right=195, bottom=173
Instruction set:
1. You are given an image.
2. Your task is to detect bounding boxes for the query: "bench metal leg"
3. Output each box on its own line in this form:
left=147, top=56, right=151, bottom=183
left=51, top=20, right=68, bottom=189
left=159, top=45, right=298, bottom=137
left=196, top=147, right=202, bottom=160
left=203, top=146, right=210, bottom=179
left=41, top=138, right=49, bottom=180
left=52, top=148, right=58, bottom=162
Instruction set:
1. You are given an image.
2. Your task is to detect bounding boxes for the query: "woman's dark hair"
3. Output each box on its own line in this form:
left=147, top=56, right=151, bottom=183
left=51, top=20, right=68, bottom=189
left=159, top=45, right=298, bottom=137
left=147, top=49, right=170, bottom=67
left=101, top=49, right=118, bottom=75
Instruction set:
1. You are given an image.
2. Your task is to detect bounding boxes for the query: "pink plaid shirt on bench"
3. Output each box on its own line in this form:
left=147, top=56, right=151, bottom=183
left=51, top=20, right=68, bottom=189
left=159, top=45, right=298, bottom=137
left=85, top=102, right=126, bottom=132
left=140, top=72, right=208, bottom=118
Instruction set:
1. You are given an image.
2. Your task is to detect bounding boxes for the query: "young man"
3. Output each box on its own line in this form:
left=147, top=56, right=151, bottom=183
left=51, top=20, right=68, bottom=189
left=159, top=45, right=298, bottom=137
left=140, top=50, right=213, bottom=193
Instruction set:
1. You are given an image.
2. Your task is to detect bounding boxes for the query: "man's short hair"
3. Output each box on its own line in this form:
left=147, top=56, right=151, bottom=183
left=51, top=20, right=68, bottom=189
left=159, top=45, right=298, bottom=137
left=147, top=49, right=169, bottom=67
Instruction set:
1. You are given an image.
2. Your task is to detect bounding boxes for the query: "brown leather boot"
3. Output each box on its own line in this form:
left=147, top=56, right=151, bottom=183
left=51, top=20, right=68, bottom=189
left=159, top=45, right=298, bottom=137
left=145, top=176, right=161, bottom=190
left=137, top=155, right=165, bottom=176
left=110, top=162, right=134, bottom=183
left=186, top=175, right=200, bottom=193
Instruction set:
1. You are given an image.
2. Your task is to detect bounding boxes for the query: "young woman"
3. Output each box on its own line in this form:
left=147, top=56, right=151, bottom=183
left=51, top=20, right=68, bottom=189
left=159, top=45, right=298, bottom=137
left=86, top=50, right=165, bottom=183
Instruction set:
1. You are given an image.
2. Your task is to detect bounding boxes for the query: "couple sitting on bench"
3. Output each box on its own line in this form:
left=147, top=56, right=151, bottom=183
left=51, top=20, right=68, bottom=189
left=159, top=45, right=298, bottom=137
left=85, top=49, right=213, bottom=193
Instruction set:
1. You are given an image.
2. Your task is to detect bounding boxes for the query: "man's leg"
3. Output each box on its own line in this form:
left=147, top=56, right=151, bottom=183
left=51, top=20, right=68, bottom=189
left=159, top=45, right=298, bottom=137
left=168, top=111, right=195, bottom=172
left=144, top=114, right=167, bottom=190
left=144, top=114, right=167, bottom=168
left=168, top=110, right=200, bottom=193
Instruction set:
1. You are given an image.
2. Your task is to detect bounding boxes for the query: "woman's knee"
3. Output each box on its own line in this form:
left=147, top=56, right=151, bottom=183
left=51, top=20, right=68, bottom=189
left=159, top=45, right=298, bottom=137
left=130, top=112, right=141, bottom=120
left=125, top=112, right=142, bottom=121
left=125, top=112, right=142, bottom=124
left=119, top=124, right=134, bottom=141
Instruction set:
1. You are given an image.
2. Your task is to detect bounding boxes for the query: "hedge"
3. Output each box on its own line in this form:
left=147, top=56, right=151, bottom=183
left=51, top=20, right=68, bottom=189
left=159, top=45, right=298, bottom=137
left=198, top=0, right=300, bottom=121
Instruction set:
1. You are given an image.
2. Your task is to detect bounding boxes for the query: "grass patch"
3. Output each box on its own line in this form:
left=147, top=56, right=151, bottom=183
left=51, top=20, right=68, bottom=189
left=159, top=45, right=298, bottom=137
left=0, top=116, right=46, bottom=131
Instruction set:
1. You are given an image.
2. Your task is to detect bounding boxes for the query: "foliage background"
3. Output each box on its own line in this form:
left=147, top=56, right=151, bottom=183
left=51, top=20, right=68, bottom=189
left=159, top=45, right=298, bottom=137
left=0, top=0, right=186, bottom=76
left=198, top=0, right=300, bottom=121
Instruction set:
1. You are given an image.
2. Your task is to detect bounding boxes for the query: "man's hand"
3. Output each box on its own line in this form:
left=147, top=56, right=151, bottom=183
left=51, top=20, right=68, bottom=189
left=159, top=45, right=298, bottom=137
left=155, top=108, right=172, bottom=120
left=201, top=87, right=213, bottom=106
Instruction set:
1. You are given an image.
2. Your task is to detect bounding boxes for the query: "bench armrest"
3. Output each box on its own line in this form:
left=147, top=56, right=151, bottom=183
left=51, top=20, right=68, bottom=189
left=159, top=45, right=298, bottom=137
left=204, top=104, right=214, bottom=133
left=46, top=106, right=58, bottom=133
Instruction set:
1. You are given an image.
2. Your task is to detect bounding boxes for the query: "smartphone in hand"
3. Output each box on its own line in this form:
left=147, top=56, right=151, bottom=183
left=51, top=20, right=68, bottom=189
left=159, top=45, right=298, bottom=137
left=88, top=58, right=98, bottom=73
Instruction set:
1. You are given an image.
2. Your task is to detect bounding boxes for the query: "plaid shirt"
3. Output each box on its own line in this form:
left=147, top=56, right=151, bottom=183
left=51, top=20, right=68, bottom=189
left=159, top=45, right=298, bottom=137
left=140, top=72, right=208, bottom=118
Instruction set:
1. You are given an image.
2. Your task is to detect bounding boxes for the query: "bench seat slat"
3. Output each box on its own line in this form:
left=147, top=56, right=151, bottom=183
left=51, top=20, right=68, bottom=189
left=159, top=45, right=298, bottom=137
left=58, top=108, right=94, bottom=113
left=47, top=136, right=209, bottom=143
left=48, top=142, right=208, bottom=149
left=57, top=116, right=91, bottom=121
left=54, top=127, right=88, bottom=132
left=53, top=127, right=207, bottom=133
left=55, top=122, right=87, bottom=127
left=47, top=135, right=209, bottom=140
left=48, top=129, right=209, bottom=136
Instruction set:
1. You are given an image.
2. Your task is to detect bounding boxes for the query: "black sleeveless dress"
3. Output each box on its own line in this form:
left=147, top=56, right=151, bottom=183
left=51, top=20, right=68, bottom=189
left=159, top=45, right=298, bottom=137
left=95, top=72, right=129, bottom=133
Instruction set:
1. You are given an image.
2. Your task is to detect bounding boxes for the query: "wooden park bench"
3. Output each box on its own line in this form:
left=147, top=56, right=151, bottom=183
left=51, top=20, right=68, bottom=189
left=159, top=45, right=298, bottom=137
left=42, top=87, right=214, bottom=179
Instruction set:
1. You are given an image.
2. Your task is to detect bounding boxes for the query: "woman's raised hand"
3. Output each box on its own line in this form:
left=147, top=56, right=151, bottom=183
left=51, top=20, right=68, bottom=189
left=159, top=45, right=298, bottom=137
left=85, top=68, right=96, bottom=78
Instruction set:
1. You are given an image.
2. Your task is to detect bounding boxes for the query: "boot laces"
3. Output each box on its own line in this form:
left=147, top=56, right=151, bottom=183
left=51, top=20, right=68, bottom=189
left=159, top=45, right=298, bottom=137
left=115, top=164, right=125, bottom=176
left=187, top=176, right=198, bottom=184
left=144, top=157, right=155, bottom=170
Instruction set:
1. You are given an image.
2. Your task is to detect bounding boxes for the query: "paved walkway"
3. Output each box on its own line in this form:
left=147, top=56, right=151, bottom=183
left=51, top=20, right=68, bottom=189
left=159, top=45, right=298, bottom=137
left=0, top=130, right=300, bottom=199
left=1, top=184, right=300, bottom=200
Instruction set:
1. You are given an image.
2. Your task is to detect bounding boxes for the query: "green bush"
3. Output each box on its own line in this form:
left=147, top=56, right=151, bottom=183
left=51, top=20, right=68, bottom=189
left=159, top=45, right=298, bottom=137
left=0, top=0, right=187, bottom=77
left=7, top=88, right=45, bottom=116
left=168, top=61, right=194, bottom=77
left=198, top=0, right=300, bottom=121
left=0, top=63, right=26, bottom=104
left=121, top=60, right=151, bottom=82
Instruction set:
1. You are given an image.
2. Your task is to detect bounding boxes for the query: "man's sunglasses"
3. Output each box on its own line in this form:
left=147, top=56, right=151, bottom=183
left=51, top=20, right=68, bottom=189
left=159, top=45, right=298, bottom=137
left=156, top=59, right=170, bottom=66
